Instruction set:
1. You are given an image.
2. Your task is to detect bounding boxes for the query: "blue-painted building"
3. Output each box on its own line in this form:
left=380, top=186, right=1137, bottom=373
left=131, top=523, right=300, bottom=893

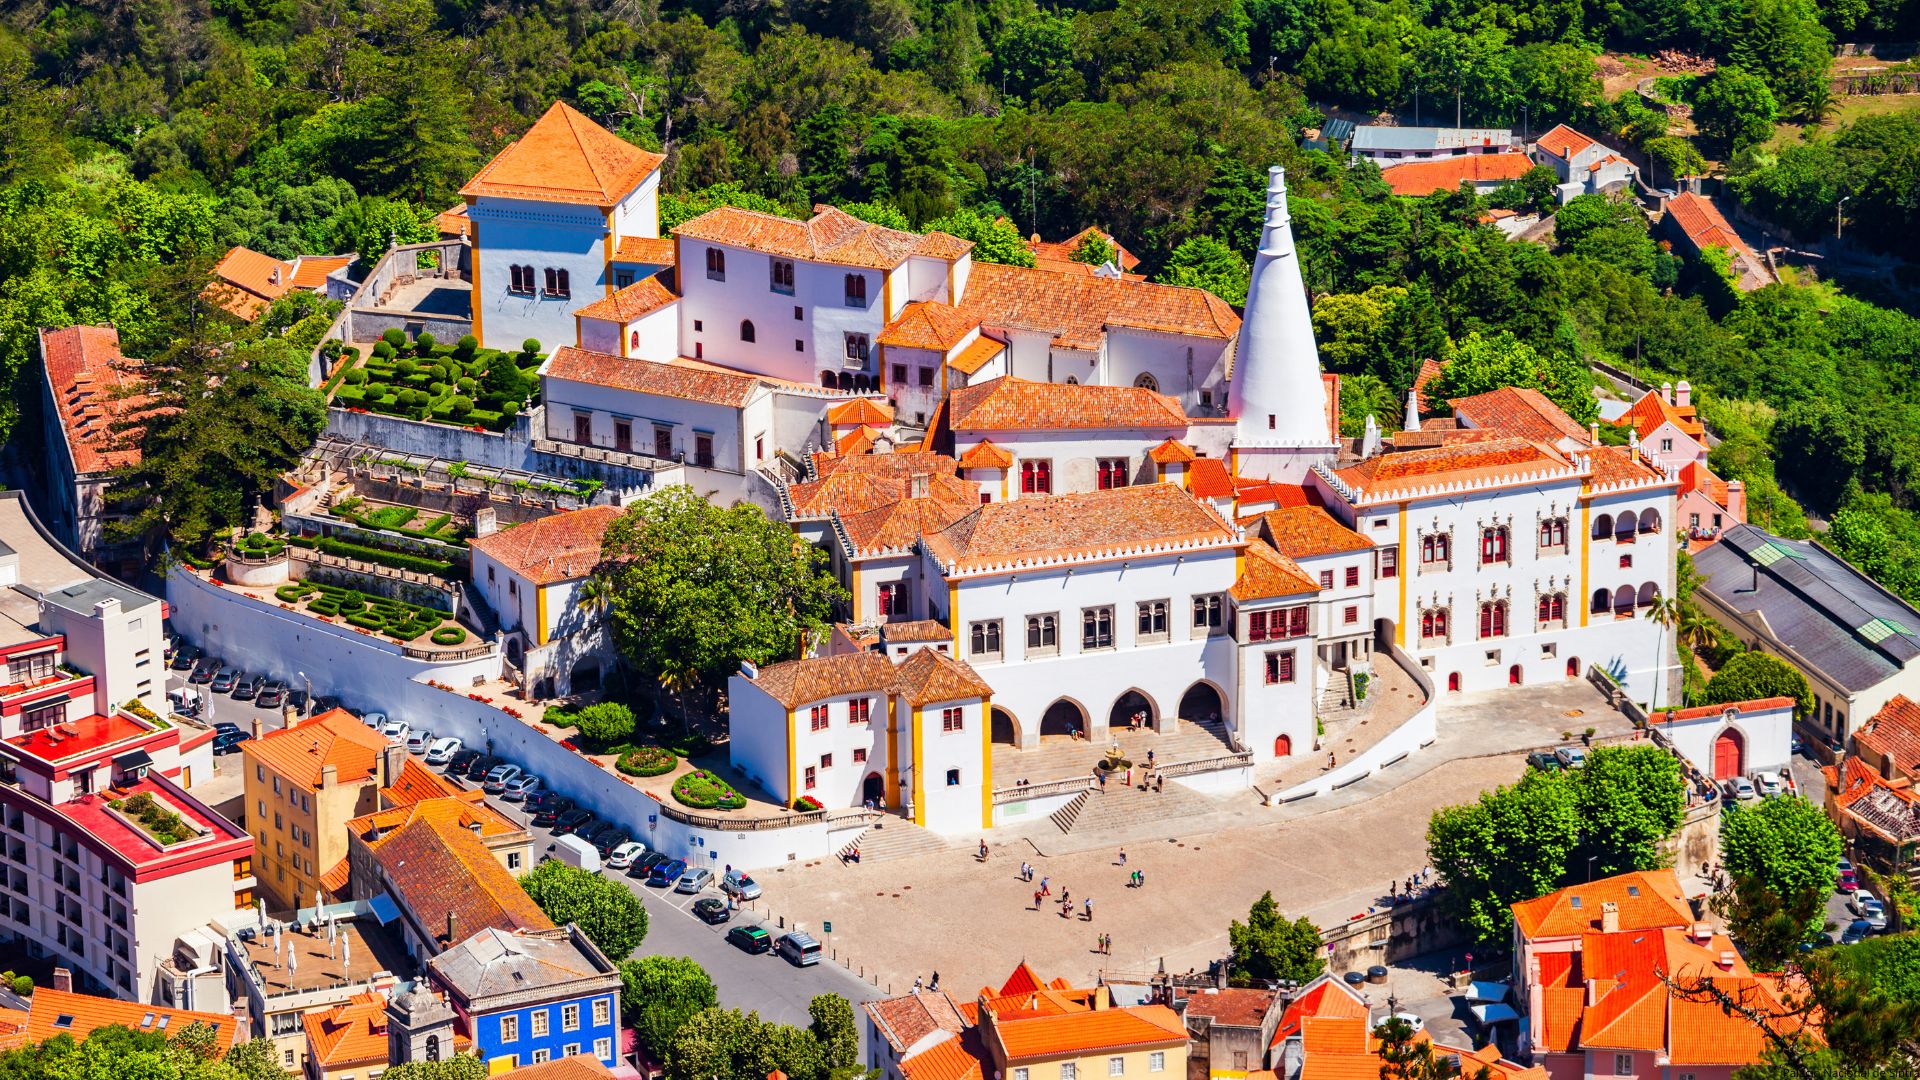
left=461, top=101, right=665, bottom=353
left=427, top=924, right=623, bottom=1071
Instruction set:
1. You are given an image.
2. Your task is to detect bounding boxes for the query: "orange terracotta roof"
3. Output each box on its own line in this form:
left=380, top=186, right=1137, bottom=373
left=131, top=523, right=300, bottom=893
left=1678, top=459, right=1730, bottom=506
left=958, top=441, right=1014, bottom=470
left=1411, top=358, right=1445, bottom=412
left=836, top=426, right=882, bottom=455
left=1620, top=388, right=1705, bottom=440
left=0, top=1007, right=26, bottom=1051
left=1587, top=445, right=1672, bottom=486
left=881, top=301, right=979, bottom=351
left=290, top=255, right=353, bottom=289
left=1858, top=694, right=1920, bottom=777
left=614, top=235, right=676, bottom=265
left=461, top=101, right=663, bottom=206
left=384, top=755, right=466, bottom=806
left=1449, top=386, right=1590, bottom=445
left=1333, top=437, right=1571, bottom=500
left=834, top=486, right=979, bottom=557
left=925, top=484, right=1238, bottom=574
left=1178, top=987, right=1276, bottom=1027
left=1380, top=153, right=1534, bottom=196
left=207, top=245, right=295, bottom=319
left=1299, top=1016, right=1370, bottom=1055
left=437, top=203, right=471, bottom=239
left=1149, top=439, right=1197, bottom=464
left=961, top=262, right=1239, bottom=349
left=892, top=647, right=993, bottom=706
left=19, top=987, right=240, bottom=1051
left=1666, top=193, right=1757, bottom=261
left=320, top=856, right=352, bottom=895
left=304, top=992, right=389, bottom=1067
left=39, top=325, right=151, bottom=474
left=1535, top=124, right=1597, bottom=160
left=372, top=798, right=552, bottom=940
left=991, top=1004, right=1186, bottom=1060
left=1271, top=979, right=1371, bottom=1047
left=574, top=278, right=677, bottom=322
left=1189, top=458, right=1236, bottom=499
left=499, top=1058, right=616, bottom=1080
left=243, top=709, right=388, bottom=791
left=999, top=962, right=1048, bottom=997
left=828, top=398, right=895, bottom=427
left=1511, top=869, right=1692, bottom=940
left=900, top=1032, right=985, bottom=1080
left=748, top=652, right=899, bottom=709
left=787, top=451, right=962, bottom=520
left=468, top=504, right=620, bottom=587
left=1254, top=506, right=1370, bottom=560
left=349, top=793, right=517, bottom=844
left=1234, top=480, right=1313, bottom=509
left=1027, top=227, right=1141, bottom=272
left=949, top=376, right=1188, bottom=432
left=675, top=204, right=925, bottom=270
left=1232, top=540, right=1320, bottom=602
left=946, top=336, right=1005, bottom=376
left=544, top=347, right=762, bottom=407
left=1655, top=697, right=1795, bottom=725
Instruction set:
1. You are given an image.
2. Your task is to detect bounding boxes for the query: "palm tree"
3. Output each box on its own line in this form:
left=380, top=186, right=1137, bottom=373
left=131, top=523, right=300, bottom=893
left=1648, top=594, right=1682, bottom=709
left=574, top=571, right=614, bottom=620
left=658, top=666, right=698, bottom=733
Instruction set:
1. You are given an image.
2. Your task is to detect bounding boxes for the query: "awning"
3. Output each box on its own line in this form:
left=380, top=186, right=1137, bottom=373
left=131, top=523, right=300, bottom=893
left=368, top=893, right=402, bottom=925
left=1471, top=1003, right=1520, bottom=1026
left=113, top=749, right=155, bottom=772
left=1466, top=980, right=1511, bottom=1003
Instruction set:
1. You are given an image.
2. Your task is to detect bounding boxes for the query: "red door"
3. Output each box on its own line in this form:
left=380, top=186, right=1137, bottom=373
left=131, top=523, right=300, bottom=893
left=1713, top=729, right=1744, bottom=781
left=1566, top=657, right=1580, bottom=678
left=1274, top=735, right=1291, bottom=758
left=1509, top=664, right=1523, bottom=685
left=1447, top=672, right=1461, bottom=692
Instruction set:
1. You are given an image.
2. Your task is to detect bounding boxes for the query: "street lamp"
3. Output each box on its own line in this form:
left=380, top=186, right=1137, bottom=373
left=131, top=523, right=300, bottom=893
left=1837, top=195, right=1852, bottom=239
left=297, top=671, right=311, bottom=717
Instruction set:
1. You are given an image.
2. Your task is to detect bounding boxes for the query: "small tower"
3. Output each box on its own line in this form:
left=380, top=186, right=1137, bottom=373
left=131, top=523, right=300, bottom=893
left=1228, top=166, right=1339, bottom=482
left=387, top=984, right=458, bottom=1067
left=1404, top=388, right=1420, bottom=432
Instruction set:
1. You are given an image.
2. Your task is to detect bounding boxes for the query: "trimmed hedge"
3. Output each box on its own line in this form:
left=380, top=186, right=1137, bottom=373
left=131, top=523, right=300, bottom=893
left=280, top=579, right=452, bottom=640
left=616, top=746, right=677, bottom=777
left=430, top=626, right=467, bottom=645
left=237, top=532, right=286, bottom=557
left=312, top=536, right=455, bottom=577
left=672, top=770, right=747, bottom=811
left=793, top=795, right=823, bottom=811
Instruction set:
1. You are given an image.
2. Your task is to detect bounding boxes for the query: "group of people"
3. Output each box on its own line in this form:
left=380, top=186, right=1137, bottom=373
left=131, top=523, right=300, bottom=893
left=1023, top=871, right=1097, bottom=921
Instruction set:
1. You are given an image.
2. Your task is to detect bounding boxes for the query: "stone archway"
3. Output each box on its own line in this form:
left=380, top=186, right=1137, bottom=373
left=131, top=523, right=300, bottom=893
left=990, top=706, right=1021, bottom=748
left=1713, top=727, right=1745, bottom=780
left=1178, top=682, right=1226, bottom=727
left=1040, top=699, right=1088, bottom=742
left=1108, top=689, right=1157, bottom=735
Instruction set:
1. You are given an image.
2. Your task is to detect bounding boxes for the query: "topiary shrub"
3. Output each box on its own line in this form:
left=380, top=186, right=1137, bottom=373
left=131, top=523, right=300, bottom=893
left=382, top=328, right=406, bottom=348
left=522, top=338, right=541, bottom=356
left=448, top=395, right=474, bottom=417
left=372, top=341, right=395, bottom=359
left=396, top=359, right=418, bottom=378
left=430, top=626, right=467, bottom=646
left=616, top=746, right=676, bottom=777
left=793, top=795, right=823, bottom=811
left=457, top=376, right=476, bottom=393
left=501, top=400, right=520, bottom=418
left=428, top=381, right=447, bottom=395
left=414, top=331, right=436, bottom=353
left=345, top=367, right=368, bottom=384
left=275, top=583, right=312, bottom=603
left=455, top=334, right=478, bottom=360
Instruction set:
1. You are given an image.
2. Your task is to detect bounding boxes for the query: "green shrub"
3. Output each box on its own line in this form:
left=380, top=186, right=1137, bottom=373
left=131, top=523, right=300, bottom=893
left=414, top=331, right=436, bottom=353
left=430, top=626, right=467, bottom=645
left=616, top=746, right=677, bottom=777
left=371, top=340, right=395, bottom=359
left=275, top=583, right=312, bottom=603
left=522, top=338, right=541, bottom=355
left=448, top=395, right=474, bottom=417
left=455, top=334, right=478, bottom=360
left=428, top=381, right=447, bottom=395
left=672, top=770, right=746, bottom=810
left=343, top=367, right=367, bottom=385
left=396, top=359, right=418, bottom=378
left=312, top=536, right=455, bottom=576
left=348, top=612, right=385, bottom=630
left=382, top=328, right=406, bottom=348
left=501, top=401, right=520, bottom=418
left=457, top=376, right=477, bottom=393
left=9, top=975, right=30, bottom=996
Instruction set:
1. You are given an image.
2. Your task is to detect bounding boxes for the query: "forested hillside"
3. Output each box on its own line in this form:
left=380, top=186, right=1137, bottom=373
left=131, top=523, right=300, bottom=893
left=4, top=0, right=1920, bottom=589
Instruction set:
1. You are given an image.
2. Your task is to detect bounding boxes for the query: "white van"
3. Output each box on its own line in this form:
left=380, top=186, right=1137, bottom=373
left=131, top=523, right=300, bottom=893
left=550, top=834, right=601, bottom=873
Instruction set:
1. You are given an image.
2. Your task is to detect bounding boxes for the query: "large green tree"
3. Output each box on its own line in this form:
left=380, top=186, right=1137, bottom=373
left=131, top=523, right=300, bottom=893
left=518, top=861, right=650, bottom=960
left=1573, top=745, right=1687, bottom=879
left=1425, top=330, right=1598, bottom=423
left=664, top=1008, right=826, bottom=1080
left=1703, top=652, right=1814, bottom=717
left=1720, top=795, right=1844, bottom=917
left=1227, top=891, right=1326, bottom=985
left=1692, top=66, right=1780, bottom=149
left=621, top=956, right=719, bottom=1055
left=808, top=994, right=860, bottom=1075
left=1428, top=770, right=1582, bottom=943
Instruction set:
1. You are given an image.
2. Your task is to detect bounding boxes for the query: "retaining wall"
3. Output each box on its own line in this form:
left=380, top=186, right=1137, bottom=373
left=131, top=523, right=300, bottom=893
left=1319, top=894, right=1467, bottom=972
left=326, top=406, right=539, bottom=471
left=1270, top=647, right=1437, bottom=804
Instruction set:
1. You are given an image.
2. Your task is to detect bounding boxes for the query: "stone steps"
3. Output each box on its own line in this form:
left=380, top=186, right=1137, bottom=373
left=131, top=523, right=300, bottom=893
left=836, top=818, right=950, bottom=864
left=1049, top=790, right=1092, bottom=832
left=1051, top=778, right=1217, bottom=836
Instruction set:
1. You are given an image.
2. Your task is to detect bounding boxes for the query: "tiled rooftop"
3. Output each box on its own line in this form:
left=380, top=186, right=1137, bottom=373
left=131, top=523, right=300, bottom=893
left=468, top=504, right=621, bottom=586
left=923, top=484, right=1237, bottom=574
left=461, top=101, right=663, bottom=206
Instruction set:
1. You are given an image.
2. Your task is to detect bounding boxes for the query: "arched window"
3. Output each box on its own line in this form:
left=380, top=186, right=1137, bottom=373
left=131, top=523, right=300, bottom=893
left=1638, top=582, right=1660, bottom=607
left=629, top=330, right=640, bottom=350
left=820, top=371, right=836, bottom=388
left=426, top=1035, right=440, bottom=1062
left=1613, top=585, right=1637, bottom=617
left=1478, top=601, right=1508, bottom=639
left=1134, top=373, right=1159, bottom=392
left=1422, top=536, right=1435, bottom=563
left=1592, top=589, right=1611, bottom=613
left=1064, top=376, right=1079, bottom=385
left=1479, top=526, right=1509, bottom=566
left=1639, top=508, right=1662, bottom=534
left=1421, top=533, right=1450, bottom=567
left=1420, top=608, right=1449, bottom=643
left=1593, top=513, right=1614, bottom=540
left=1540, top=518, right=1566, bottom=548
left=1538, top=593, right=1566, bottom=627
left=1615, top=510, right=1639, bottom=541
left=836, top=371, right=853, bottom=391
left=740, top=320, right=756, bottom=343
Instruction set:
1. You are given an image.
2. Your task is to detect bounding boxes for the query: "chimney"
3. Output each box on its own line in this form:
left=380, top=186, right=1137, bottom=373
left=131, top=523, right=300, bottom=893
left=53, top=967, right=73, bottom=993
left=320, top=764, right=338, bottom=790
left=1726, top=480, right=1747, bottom=523
left=1660, top=381, right=1673, bottom=404
left=380, top=744, right=405, bottom=788
left=1717, top=951, right=1737, bottom=971
left=1589, top=421, right=1600, bottom=445
left=1675, top=380, right=1692, bottom=408
left=1692, top=923, right=1712, bottom=943
left=1600, top=901, right=1619, bottom=934
left=445, top=911, right=458, bottom=945
left=94, top=597, right=122, bottom=619
left=474, top=508, right=498, bottom=538
left=251, top=716, right=265, bottom=740
left=284, top=709, right=299, bottom=731
left=1583, top=978, right=1598, bottom=1007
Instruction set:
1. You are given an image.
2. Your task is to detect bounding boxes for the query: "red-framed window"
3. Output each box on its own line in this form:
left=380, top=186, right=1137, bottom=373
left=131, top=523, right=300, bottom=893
left=809, top=705, right=829, bottom=731
left=848, top=698, right=872, bottom=724
left=1265, top=651, right=1295, bottom=685
left=1020, top=460, right=1052, bottom=494
left=941, top=707, right=963, bottom=732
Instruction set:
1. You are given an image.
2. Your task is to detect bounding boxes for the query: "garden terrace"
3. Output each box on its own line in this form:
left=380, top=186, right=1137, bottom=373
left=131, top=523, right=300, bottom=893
left=177, top=561, right=488, bottom=658
left=327, top=327, right=541, bottom=432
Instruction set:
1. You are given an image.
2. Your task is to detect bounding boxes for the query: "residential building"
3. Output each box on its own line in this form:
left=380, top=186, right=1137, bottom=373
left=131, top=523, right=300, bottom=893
left=1024, top=226, right=1142, bottom=278
left=878, top=300, right=992, bottom=425
left=538, top=348, right=780, bottom=478
left=0, top=979, right=241, bottom=1052
left=1662, top=193, right=1774, bottom=291
left=1448, top=387, right=1591, bottom=455
left=1263, top=970, right=1543, bottom=1080
left=302, top=992, right=393, bottom=1080
left=426, top=925, right=623, bottom=1072
left=1821, top=756, right=1920, bottom=874
left=1511, top=870, right=1695, bottom=993
left=1852, top=693, right=1920, bottom=784
left=1263, top=974, right=1371, bottom=1079
left=35, top=326, right=150, bottom=572
left=945, top=377, right=1218, bottom=499
left=1529, top=124, right=1639, bottom=203
left=241, top=709, right=402, bottom=913
left=1166, top=984, right=1284, bottom=1079
left=467, top=504, right=623, bottom=697
left=225, top=902, right=414, bottom=1073
left=1618, top=383, right=1707, bottom=465
left=1377, top=154, right=1535, bottom=197
left=1650, top=698, right=1794, bottom=783
left=1241, top=506, right=1377, bottom=707
left=496, top=1057, right=616, bottom=1080
left=1675, top=460, right=1745, bottom=552
left=1692, top=524, right=1920, bottom=743
left=571, top=278, right=678, bottom=361
left=463, top=101, right=665, bottom=351
left=1347, top=126, right=1515, bottom=163
left=864, top=963, right=1187, bottom=1080
left=205, top=246, right=355, bottom=320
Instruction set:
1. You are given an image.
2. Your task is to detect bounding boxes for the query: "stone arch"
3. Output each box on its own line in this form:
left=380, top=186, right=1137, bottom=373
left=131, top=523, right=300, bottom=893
left=1613, top=584, right=1637, bottom=617
left=1567, top=656, right=1581, bottom=678
left=1040, top=698, right=1090, bottom=741
left=1712, top=725, right=1746, bottom=780
left=1637, top=581, right=1660, bottom=608
left=1108, top=688, right=1159, bottom=732
left=1591, top=589, right=1612, bottom=615
left=1592, top=513, right=1613, bottom=540
left=1178, top=681, right=1228, bottom=727
left=1638, top=507, right=1662, bottom=533
left=1615, top=509, right=1639, bottom=540
left=990, top=705, right=1020, bottom=747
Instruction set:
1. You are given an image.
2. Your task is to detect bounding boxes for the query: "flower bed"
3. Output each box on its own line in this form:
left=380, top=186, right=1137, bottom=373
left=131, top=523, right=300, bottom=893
left=272, top=580, right=453, bottom=641
left=672, top=769, right=747, bottom=811
left=616, top=746, right=677, bottom=778
left=108, top=791, right=196, bottom=846
left=430, top=626, right=468, bottom=646
left=793, top=795, right=823, bottom=812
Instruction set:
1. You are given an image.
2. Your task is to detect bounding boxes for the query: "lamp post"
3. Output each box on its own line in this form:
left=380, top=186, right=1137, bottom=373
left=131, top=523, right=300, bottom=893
left=1837, top=195, right=1851, bottom=239
left=297, top=671, right=312, bottom=717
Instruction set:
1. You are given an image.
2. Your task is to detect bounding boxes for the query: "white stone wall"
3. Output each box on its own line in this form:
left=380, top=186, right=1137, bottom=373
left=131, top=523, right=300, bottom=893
left=540, top=372, right=752, bottom=473
left=471, top=197, right=609, bottom=352
left=676, top=239, right=893, bottom=385
left=1102, top=329, right=1232, bottom=415
left=903, top=695, right=988, bottom=833
left=1658, top=704, right=1792, bottom=779
left=40, top=593, right=168, bottom=718
left=953, top=429, right=1180, bottom=498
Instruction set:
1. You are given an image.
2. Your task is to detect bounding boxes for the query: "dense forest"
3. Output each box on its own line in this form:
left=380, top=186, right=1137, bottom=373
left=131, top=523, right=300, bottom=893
left=4, top=0, right=1920, bottom=590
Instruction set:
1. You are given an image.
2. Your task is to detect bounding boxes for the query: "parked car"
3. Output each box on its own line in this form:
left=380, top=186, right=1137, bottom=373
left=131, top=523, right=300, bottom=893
left=1791, top=735, right=1807, bottom=756
left=212, top=668, right=243, bottom=694
left=286, top=688, right=310, bottom=714
left=171, top=645, right=203, bottom=671
left=1754, top=771, right=1786, bottom=797
left=424, top=737, right=463, bottom=766
left=231, top=673, right=259, bottom=700
left=502, top=774, right=543, bottom=801
left=726, top=925, right=772, bottom=954
left=776, top=931, right=822, bottom=967
left=1838, top=859, right=1860, bottom=892
left=607, top=841, right=648, bottom=870
left=1552, top=746, right=1587, bottom=769
left=446, top=748, right=482, bottom=775
left=627, top=851, right=670, bottom=880
left=463, top=754, right=502, bottom=783
left=647, top=859, right=687, bottom=888
left=406, top=729, right=435, bottom=755
left=692, top=897, right=731, bottom=924
left=530, top=797, right=578, bottom=828
left=188, top=658, right=220, bottom=683
left=1525, top=750, right=1562, bottom=772
left=212, top=730, right=252, bottom=755
left=256, top=681, right=287, bottom=709
left=1722, top=776, right=1757, bottom=801
left=211, top=722, right=242, bottom=738
left=589, top=825, right=628, bottom=857
left=552, top=810, right=595, bottom=836
left=721, top=869, right=762, bottom=900
left=1852, top=891, right=1889, bottom=930
left=675, top=867, right=715, bottom=894
left=361, top=711, right=388, bottom=729
left=482, top=763, right=523, bottom=794
left=379, top=719, right=412, bottom=747
left=1841, top=919, right=1874, bottom=945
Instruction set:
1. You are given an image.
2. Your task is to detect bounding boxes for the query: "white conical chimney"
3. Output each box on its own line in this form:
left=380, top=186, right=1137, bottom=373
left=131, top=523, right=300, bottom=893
left=1229, top=166, right=1337, bottom=482
left=1361, top=414, right=1381, bottom=458
left=1404, top=388, right=1420, bottom=432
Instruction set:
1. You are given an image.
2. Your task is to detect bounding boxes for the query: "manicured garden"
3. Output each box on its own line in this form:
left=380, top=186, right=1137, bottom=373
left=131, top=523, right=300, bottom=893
left=328, top=330, right=542, bottom=431
left=273, top=580, right=466, bottom=643
left=287, top=533, right=457, bottom=577
left=108, top=791, right=196, bottom=846
left=235, top=531, right=287, bottom=558
left=615, top=745, right=677, bottom=777
left=672, top=769, right=748, bottom=811
left=329, top=495, right=469, bottom=542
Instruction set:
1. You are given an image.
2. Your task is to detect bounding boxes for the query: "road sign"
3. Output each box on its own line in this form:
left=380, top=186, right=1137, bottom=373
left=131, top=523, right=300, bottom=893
left=823, top=921, right=832, bottom=933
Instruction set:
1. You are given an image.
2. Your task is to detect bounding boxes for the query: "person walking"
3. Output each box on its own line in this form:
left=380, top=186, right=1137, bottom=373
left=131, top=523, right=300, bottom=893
left=1040, top=876, right=1051, bottom=897
left=1021, top=860, right=1032, bottom=882
left=1062, top=887, right=1071, bottom=906
left=914, top=975, right=924, bottom=993
left=1138, top=868, right=1145, bottom=888
left=1125, top=767, right=1132, bottom=786
left=1147, top=749, right=1155, bottom=767
left=979, top=839, right=989, bottom=860
left=1085, top=897, right=1095, bottom=921
left=1034, top=889, right=1043, bottom=910
left=1118, top=849, right=1127, bottom=867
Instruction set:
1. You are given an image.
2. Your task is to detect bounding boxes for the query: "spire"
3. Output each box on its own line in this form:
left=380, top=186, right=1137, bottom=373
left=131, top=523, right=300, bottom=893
left=1404, top=388, right=1420, bottom=432
left=1361, top=414, right=1382, bottom=458
left=1229, top=167, right=1332, bottom=453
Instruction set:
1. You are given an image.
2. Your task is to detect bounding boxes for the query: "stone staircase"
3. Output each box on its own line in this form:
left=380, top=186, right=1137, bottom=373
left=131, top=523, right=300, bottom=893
left=1048, top=779, right=1219, bottom=836
left=836, top=817, right=951, bottom=864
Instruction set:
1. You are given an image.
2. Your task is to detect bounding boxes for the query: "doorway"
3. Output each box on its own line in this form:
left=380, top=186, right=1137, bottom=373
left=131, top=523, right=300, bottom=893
left=1509, top=664, right=1523, bottom=685
left=863, top=773, right=885, bottom=806
left=1713, top=728, right=1745, bottom=780
left=1274, top=734, right=1292, bottom=758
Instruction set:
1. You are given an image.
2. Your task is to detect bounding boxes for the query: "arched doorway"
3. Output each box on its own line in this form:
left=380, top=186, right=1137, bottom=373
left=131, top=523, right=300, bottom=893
left=862, top=773, right=885, bottom=806
left=1509, top=664, right=1523, bottom=685
left=1447, top=672, right=1461, bottom=692
left=990, top=707, right=1018, bottom=746
left=1178, top=683, right=1224, bottom=725
left=1109, top=690, right=1155, bottom=732
left=1274, top=734, right=1292, bottom=757
left=1566, top=656, right=1580, bottom=678
left=1713, top=727, right=1745, bottom=780
left=1040, top=700, right=1086, bottom=741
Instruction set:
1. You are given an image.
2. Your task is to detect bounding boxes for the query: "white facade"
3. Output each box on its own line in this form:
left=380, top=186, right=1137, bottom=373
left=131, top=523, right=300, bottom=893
left=578, top=300, right=678, bottom=362
left=1651, top=700, right=1792, bottom=781
left=472, top=193, right=627, bottom=353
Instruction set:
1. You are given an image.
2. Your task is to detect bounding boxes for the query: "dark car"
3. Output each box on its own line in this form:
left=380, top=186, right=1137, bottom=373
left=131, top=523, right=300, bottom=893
left=1526, top=750, right=1562, bottom=771
left=212, top=730, right=252, bottom=755
left=726, top=925, right=772, bottom=953
left=189, top=659, right=221, bottom=684
left=552, top=809, right=595, bottom=836
left=590, top=826, right=629, bottom=857
left=210, top=669, right=240, bottom=694
left=529, top=797, right=577, bottom=827
left=256, top=681, right=287, bottom=709
left=647, top=858, right=687, bottom=888
left=446, top=749, right=482, bottom=775
left=171, top=645, right=203, bottom=671
left=286, top=688, right=309, bottom=714
left=212, top=722, right=242, bottom=738
left=627, top=851, right=671, bottom=879
left=692, top=897, right=731, bottom=924
left=231, top=674, right=260, bottom=700
left=463, top=754, right=502, bottom=783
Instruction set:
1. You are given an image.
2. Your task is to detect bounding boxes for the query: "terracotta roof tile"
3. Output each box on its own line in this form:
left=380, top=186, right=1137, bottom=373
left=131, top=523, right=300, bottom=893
left=991, top=1004, right=1187, bottom=1060
left=747, top=652, right=899, bottom=709
left=1666, top=193, right=1756, bottom=261
left=787, top=452, right=962, bottom=520
left=574, top=278, right=677, bottom=322
left=383, top=755, right=466, bottom=806
left=1177, top=987, right=1275, bottom=1027
left=468, top=505, right=620, bottom=587
left=1380, top=153, right=1534, bottom=196
left=999, top=962, right=1047, bottom=997
left=892, top=648, right=993, bottom=706
left=1189, top=458, right=1236, bottom=499
left=206, top=245, right=294, bottom=318
left=544, top=347, right=761, bottom=407
left=1655, top=697, right=1795, bottom=725
left=836, top=426, right=882, bottom=455
left=834, top=487, right=979, bottom=557
left=675, top=204, right=925, bottom=270
left=1449, top=386, right=1590, bottom=445
left=461, top=101, right=663, bottom=206
left=1254, top=506, right=1372, bottom=559
left=290, top=255, right=353, bottom=289
left=1511, top=869, right=1692, bottom=940
left=1334, top=438, right=1571, bottom=500
left=1027, top=227, right=1141, bottom=272
left=950, top=376, right=1188, bottom=432
left=900, top=1032, right=985, bottom=1080
left=946, top=337, right=1005, bottom=376
left=1535, top=124, right=1597, bottom=161
left=913, top=231, right=975, bottom=260
left=881, top=301, right=979, bottom=350
left=19, top=987, right=240, bottom=1051
left=961, top=262, right=1239, bottom=349
left=371, top=799, right=552, bottom=940
left=1233, top=480, right=1313, bottom=509
left=38, top=325, right=150, bottom=474
left=1620, top=388, right=1705, bottom=440
left=498, top=1058, right=616, bottom=1080
left=1149, top=439, right=1197, bottom=464
left=614, top=236, right=676, bottom=265
left=242, top=709, right=387, bottom=791
left=1587, top=445, right=1672, bottom=487
left=1232, top=540, right=1320, bottom=602
left=827, top=398, right=894, bottom=428
left=958, top=441, right=1014, bottom=469
left=1858, top=694, right=1920, bottom=777
left=437, top=203, right=471, bottom=239
left=1411, top=359, right=1445, bottom=412
left=882, top=619, right=954, bottom=643
left=924, top=484, right=1237, bottom=574
left=304, top=992, right=389, bottom=1068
